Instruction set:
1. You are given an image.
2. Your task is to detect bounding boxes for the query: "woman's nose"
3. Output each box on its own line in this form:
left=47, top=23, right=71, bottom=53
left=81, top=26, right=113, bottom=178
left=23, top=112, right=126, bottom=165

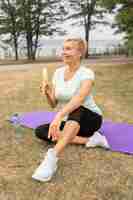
left=62, top=50, right=67, bottom=56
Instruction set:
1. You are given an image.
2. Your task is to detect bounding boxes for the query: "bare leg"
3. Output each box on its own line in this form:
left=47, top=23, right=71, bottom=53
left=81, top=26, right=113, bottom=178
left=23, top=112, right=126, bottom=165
left=58, top=134, right=88, bottom=145
left=54, top=120, right=80, bottom=156
left=32, top=121, right=87, bottom=182
left=70, top=136, right=88, bottom=144
left=55, top=132, right=88, bottom=145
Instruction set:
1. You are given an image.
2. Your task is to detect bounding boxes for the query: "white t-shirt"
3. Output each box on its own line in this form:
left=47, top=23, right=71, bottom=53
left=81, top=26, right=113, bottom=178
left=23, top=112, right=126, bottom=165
left=52, top=65, right=102, bottom=120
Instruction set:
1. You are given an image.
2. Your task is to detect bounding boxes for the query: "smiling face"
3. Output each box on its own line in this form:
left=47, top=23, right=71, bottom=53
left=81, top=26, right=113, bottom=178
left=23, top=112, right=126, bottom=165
left=62, top=41, right=82, bottom=65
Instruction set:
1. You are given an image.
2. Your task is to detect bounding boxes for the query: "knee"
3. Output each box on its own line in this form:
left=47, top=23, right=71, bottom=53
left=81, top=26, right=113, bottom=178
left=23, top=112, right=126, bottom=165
left=65, top=120, right=80, bottom=131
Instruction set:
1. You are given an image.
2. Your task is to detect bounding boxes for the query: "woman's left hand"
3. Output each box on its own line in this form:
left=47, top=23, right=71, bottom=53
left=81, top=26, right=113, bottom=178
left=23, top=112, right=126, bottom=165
left=48, top=116, right=62, bottom=141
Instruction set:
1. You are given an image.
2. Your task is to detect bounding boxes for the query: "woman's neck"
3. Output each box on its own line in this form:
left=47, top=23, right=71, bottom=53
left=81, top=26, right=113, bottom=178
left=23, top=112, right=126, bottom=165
left=67, top=61, right=81, bottom=72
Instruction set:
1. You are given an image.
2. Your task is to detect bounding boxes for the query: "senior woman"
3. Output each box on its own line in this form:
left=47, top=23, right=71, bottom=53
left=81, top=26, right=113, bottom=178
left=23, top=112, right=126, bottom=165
left=32, top=38, right=109, bottom=182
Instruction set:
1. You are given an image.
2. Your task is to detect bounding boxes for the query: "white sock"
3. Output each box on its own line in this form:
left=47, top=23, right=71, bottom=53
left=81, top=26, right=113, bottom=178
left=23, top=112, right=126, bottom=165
left=86, top=131, right=110, bottom=149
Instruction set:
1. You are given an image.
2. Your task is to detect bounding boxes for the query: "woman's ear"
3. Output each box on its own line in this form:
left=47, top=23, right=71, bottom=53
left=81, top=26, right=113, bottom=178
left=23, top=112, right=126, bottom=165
left=78, top=50, right=82, bottom=59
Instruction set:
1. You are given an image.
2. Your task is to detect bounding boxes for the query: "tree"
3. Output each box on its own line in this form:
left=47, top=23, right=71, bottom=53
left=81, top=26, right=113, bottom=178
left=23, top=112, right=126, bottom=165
left=17, top=0, right=67, bottom=60
left=101, top=0, right=133, bottom=55
left=0, top=0, right=20, bottom=60
left=65, top=0, right=109, bottom=58
left=0, top=0, right=67, bottom=60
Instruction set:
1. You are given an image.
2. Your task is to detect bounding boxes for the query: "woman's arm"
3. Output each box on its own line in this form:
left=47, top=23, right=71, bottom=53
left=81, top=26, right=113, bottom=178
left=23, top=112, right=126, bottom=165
left=55, top=79, right=93, bottom=119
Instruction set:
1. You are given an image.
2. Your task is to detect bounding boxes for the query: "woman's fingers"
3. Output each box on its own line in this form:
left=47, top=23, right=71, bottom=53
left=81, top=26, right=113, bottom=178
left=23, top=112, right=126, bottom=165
left=51, top=125, right=58, bottom=141
left=52, top=126, right=57, bottom=141
left=48, top=125, right=55, bottom=140
left=40, top=82, right=50, bottom=95
left=48, top=124, right=60, bottom=141
left=48, top=125, right=52, bottom=139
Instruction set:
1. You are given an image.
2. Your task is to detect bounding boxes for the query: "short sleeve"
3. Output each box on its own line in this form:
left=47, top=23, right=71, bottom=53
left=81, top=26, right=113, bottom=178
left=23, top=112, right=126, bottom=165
left=80, top=67, right=95, bottom=81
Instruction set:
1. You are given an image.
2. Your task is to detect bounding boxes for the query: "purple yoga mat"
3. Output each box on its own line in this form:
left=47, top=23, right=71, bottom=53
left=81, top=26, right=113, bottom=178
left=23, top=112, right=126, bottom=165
left=20, top=111, right=57, bottom=129
left=99, top=120, right=133, bottom=154
left=10, top=111, right=133, bottom=154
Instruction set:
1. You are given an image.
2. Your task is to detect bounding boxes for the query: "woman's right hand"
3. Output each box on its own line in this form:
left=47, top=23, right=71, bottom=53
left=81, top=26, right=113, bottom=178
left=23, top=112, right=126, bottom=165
left=40, top=81, right=51, bottom=96
left=40, top=81, right=57, bottom=108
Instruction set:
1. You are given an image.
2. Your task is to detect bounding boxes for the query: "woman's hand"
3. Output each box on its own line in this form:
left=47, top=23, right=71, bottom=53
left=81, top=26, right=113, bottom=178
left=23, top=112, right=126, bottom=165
left=48, top=116, right=62, bottom=141
left=40, top=81, right=58, bottom=108
left=40, top=81, right=51, bottom=96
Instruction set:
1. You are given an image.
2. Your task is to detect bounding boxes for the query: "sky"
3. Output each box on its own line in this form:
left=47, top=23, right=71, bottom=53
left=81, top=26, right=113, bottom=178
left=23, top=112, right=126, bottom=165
left=60, top=24, right=125, bottom=42
left=0, top=9, right=126, bottom=58
left=39, top=13, right=125, bottom=56
left=57, top=12, right=125, bottom=42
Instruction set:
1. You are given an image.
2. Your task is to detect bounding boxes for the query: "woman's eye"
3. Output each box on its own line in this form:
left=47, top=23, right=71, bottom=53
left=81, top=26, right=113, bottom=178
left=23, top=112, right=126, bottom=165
left=64, top=47, right=71, bottom=51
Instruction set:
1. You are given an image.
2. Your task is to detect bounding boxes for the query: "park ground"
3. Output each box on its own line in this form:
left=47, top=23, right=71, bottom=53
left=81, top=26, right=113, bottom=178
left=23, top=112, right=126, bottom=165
left=0, top=58, right=133, bottom=200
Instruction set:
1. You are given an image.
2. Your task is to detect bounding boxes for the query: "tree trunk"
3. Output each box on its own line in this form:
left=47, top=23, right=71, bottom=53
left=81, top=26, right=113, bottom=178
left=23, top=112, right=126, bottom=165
left=26, top=33, right=31, bottom=60
left=32, top=39, right=38, bottom=60
left=32, top=23, right=40, bottom=60
left=85, top=26, right=90, bottom=58
left=14, top=35, right=18, bottom=60
left=85, top=0, right=96, bottom=58
left=6, top=0, right=19, bottom=60
left=85, top=17, right=91, bottom=58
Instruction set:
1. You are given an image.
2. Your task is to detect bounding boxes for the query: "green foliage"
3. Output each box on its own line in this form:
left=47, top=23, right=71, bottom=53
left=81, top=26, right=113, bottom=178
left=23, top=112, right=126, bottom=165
left=101, top=0, right=133, bottom=55
left=0, top=0, right=21, bottom=60
left=0, top=0, right=67, bottom=60
left=66, top=0, right=133, bottom=56
left=65, top=0, right=110, bottom=57
left=125, top=32, right=133, bottom=56
left=66, top=0, right=109, bottom=29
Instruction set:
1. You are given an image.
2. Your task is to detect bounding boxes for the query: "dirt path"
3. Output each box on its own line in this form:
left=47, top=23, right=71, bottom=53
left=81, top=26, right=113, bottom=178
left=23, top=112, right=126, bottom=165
left=0, top=56, right=133, bottom=72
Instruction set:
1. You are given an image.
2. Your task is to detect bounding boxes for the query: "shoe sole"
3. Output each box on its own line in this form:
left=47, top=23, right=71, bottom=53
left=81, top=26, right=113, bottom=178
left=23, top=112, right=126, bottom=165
left=32, top=166, right=57, bottom=182
left=86, top=143, right=110, bottom=149
left=32, top=174, right=52, bottom=182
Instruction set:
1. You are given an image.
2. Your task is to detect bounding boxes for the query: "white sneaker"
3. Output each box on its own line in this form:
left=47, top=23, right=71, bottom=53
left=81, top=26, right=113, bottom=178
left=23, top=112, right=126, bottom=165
left=86, top=131, right=110, bottom=149
left=32, top=148, right=58, bottom=182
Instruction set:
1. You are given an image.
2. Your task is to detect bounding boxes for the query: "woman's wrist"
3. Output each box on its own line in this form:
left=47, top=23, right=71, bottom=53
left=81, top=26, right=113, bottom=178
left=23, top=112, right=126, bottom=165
left=56, top=111, right=64, bottom=120
left=45, top=90, right=50, bottom=96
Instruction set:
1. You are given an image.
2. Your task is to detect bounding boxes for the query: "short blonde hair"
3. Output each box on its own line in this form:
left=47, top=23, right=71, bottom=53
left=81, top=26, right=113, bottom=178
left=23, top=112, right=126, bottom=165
left=64, top=38, right=87, bottom=59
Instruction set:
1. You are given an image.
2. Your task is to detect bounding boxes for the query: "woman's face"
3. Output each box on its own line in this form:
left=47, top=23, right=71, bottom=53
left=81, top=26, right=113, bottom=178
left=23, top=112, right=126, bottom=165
left=62, top=41, right=81, bottom=64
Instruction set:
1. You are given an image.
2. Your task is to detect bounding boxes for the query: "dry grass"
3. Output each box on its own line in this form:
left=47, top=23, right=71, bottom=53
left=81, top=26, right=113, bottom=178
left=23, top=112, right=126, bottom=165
left=0, top=61, right=133, bottom=200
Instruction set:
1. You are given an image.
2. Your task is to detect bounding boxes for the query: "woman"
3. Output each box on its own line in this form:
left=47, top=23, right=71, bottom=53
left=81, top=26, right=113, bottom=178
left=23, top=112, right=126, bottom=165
left=32, top=38, right=109, bottom=182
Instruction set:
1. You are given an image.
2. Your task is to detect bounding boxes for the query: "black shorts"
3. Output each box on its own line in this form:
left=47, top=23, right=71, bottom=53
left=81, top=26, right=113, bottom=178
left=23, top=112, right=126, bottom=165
left=35, top=106, right=103, bottom=142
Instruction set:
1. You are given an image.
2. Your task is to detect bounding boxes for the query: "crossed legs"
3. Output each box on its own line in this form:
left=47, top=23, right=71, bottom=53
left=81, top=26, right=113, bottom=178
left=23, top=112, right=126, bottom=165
left=54, top=120, right=86, bottom=156
left=35, top=120, right=89, bottom=155
left=32, top=120, right=109, bottom=182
